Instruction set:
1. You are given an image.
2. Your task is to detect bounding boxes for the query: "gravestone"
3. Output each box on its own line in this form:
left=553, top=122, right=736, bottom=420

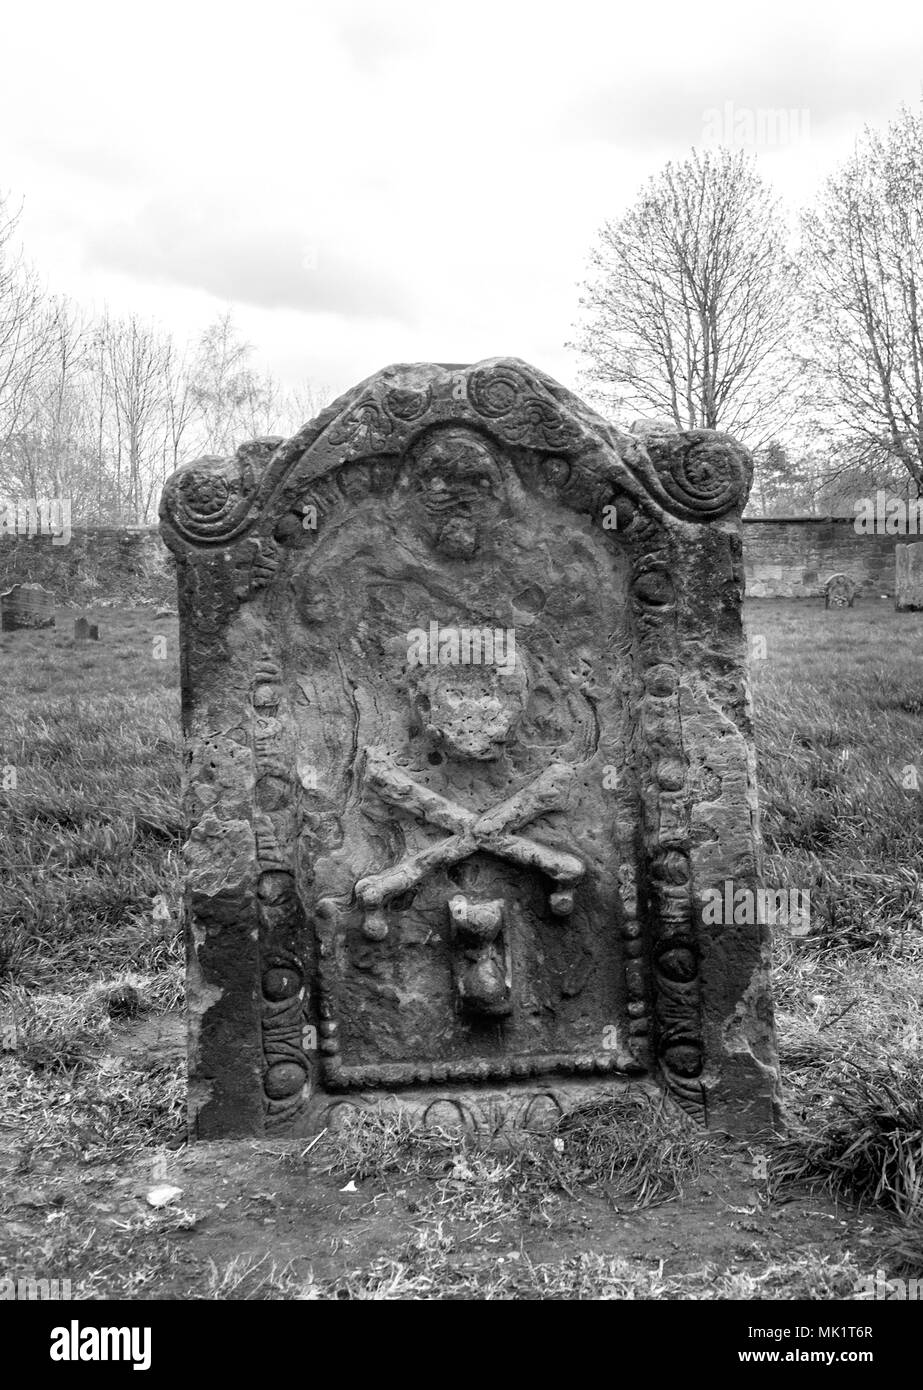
left=73, top=618, right=100, bottom=641
left=0, top=583, right=55, bottom=631
left=824, top=573, right=856, bottom=609
left=895, top=544, right=923, bottom=611
left=160, top=358, right=779, bottom=1141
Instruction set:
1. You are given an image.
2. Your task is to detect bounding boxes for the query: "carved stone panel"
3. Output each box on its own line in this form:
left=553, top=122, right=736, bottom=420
left=160, top=358, right=780, bottom=1140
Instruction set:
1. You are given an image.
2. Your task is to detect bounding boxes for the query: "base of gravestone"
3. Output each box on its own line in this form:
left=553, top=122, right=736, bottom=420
left=312, top=1076, right=774, bottom=1142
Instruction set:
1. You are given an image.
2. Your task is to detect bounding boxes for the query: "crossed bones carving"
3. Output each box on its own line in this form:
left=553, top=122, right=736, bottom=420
left=354, top=747, right=585, bottom=935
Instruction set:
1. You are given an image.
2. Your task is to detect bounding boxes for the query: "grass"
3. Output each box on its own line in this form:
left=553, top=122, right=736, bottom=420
left=1, top=597, right=922, bottom=1296
left=0, top=610, right=186, bottom=1168
left=746, top=600, right=923, bottom=1267
left=200, top=1245, right=866, bottom=1301
left=773, top=1061, right=923, bottom=1216
left=0, top=612, right=183, bottom=989
left=292, top=1088, right=710, bottom=1219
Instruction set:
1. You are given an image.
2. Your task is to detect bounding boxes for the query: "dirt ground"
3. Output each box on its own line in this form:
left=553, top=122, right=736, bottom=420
left=0, top=1011, right=894, bottom=1301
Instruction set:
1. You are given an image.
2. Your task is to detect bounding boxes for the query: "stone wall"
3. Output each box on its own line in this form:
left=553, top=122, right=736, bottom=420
left=0, top=517, right=904, bottom=604
left=0, top=527, right=175, bottom=606
left=742, top=516, right=899, bottom=598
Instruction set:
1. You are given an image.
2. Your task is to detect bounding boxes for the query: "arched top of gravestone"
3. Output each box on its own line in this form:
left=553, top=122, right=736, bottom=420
left=159, top=357, right=753, bottom=554
left=824, top=572, right=856, bottom=594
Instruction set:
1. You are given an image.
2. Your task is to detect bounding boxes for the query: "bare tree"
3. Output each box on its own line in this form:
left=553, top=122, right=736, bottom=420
left=283, top=379, right=334, bottom=432
left=801, top=100, right=923, bottom=494
left=571, top=148, right=799, bottom=445
left=3, top=298, right=91, bottom=504
left=1, top=212, right=329, bottom=522
left=189, top=311, right=266, bottom=453
left=105, top=314, right=174, bottom=522
left=150, top=338, right=199, bottom=517
left=0, top=194, right=53, bottom=467
left=187, top=310, right=333, bottom=451
left=38, top=299, right=89, bottom=502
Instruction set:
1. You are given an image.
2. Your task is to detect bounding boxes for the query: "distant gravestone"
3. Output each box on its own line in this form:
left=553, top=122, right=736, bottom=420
left=73, top=618, right=99, bottom=641
left=895, top=544, right=923, bottom=611
left=0, top=583, right=55, bottom=631
left=824, top=573, right=856, bottom=609
left=160, top=357, right=779, bottom=1141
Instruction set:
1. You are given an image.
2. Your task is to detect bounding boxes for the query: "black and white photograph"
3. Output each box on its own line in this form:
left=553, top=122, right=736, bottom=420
left=1, top=0, right=922, bottom=1344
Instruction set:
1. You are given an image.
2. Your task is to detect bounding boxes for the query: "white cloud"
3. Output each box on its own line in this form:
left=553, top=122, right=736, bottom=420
left=1, top=0, right=922, bottom=405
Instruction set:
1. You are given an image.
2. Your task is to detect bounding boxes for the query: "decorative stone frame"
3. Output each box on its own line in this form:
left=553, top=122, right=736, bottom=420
left=160, top=358, right=780, bottom=1140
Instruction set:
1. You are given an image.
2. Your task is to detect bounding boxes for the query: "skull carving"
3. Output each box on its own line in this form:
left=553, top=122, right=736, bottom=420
left=408, top=650, right=528, bottom=762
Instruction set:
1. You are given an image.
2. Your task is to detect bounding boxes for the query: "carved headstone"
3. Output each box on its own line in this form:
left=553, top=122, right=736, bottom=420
left=895, top=544, right=923, bottom=611
left=160, top=358, right=779, bottom=1141
left=824, top=573, right=856, bottom=609
left=0, top=583, right=55, bottom=631
left=74, top=617, right=100, bottom=641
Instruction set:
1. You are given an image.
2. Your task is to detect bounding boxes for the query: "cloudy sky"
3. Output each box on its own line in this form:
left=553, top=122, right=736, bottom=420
left=2, top=0, right=922, bottom=406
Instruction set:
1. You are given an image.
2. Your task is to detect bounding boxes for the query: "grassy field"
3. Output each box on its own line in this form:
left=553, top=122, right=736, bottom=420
left=0, top=599, right=921, bottom=1299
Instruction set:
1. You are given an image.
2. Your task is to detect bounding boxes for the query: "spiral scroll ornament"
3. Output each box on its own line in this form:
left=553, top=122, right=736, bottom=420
left=161, top=438, right=282, bottom=546
left=654, top=437, right=749, bottom=518
left=175, top=468, right=235, bottom=537
left=467, top=365, right=522, bottom=419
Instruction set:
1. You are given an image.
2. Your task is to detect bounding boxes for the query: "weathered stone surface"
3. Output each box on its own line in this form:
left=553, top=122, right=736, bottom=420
left=0, top=583, right=55, bottom=630
left=895, top=543, right=923, bottom=611
left=160, top=358, right=780, bottom=1140
left=824, top=572, right=856, bottom=608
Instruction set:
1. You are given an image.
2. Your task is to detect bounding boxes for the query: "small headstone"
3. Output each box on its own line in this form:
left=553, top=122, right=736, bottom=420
left=73, top=618, right=100, bottom=641
left=161, top=357, right=779, bottom=1142
left=824, top=573, right=856, bottom=609
left=0, top=583, right=56, bottom=631
left=895, top=544, right=923, bottom=611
